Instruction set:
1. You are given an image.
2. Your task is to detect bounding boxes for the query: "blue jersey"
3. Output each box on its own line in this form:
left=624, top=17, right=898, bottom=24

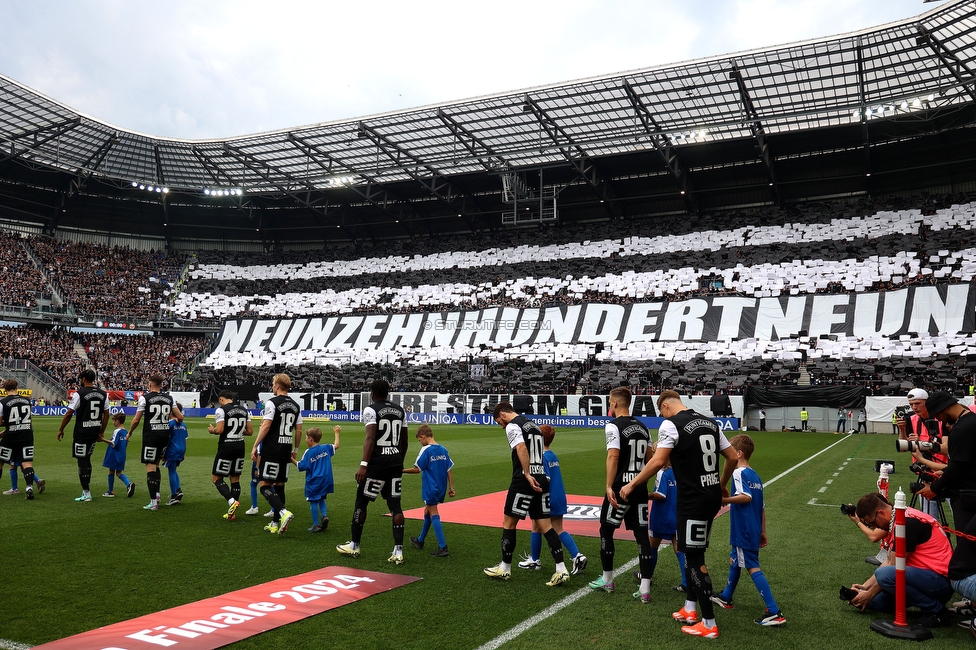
left=649, top=467, right=677, bottom=535
left=543, top=449, right=567, bottom=516
left=165, top=420, right=188, bottom=463
left=297, top=444, right=336, bottom=500
left=414, top=443, right=454, bottom=504
left=729, top=466, right=765, bottom=551
left=103, top=427, right=129, bottom=471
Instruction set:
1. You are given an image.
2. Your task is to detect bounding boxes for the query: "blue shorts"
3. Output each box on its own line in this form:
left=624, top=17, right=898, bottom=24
left=650, top=529, right=674, bottom=540
left=730, top=547, right=760, bottom=569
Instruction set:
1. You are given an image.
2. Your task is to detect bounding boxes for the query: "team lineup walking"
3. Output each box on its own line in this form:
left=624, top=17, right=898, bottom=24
left=24, top=365, right=781, bottom=638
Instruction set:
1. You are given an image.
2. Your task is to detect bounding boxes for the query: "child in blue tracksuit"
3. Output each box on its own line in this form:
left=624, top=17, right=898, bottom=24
left=163, top=404, right=188, bottom=505
left=296, top=426, right=339, bottom=532
left=405, top=424, right=455, bottom=556
left=519, top=425, right=587, bottom=574
left=641, top=459, right=687, bottom=593
left=711, top=434, right=786, bottom=626
left=102, top=413, right=133, bottom=497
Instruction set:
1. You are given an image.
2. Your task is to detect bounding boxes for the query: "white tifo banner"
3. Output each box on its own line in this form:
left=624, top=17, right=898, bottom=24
left=214, top=284, right=975, bottom=353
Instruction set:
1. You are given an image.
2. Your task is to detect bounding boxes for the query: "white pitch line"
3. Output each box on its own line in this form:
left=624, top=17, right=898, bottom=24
left=764, top=434, right=852, bottom=487
left=0, top=639, right=32, bottom=650
left=474, top=557, right=639, bottom=650
left=476, top=433, right=854, bottom=649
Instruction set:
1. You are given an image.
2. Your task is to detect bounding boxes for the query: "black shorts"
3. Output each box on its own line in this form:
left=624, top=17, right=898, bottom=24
left=0, top=434, right=34, bottom=464
left=600, top=484, right=649, bottom=531
left=676, top=509, right=720, bottom=553
left=72, top=438, right=98, bottom=460
left=356, top=466, right=403, bottom=503
left=503, top=476, right=551, bottom=521
left=141, top=432, right=170, bottom=465
left=212, top=448, right=246, bottom=477
left=258, top=456, right=291, bottom=483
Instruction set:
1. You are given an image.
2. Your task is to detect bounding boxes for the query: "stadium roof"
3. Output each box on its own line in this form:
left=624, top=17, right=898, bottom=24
left=3, top=0, right=976, bottom=245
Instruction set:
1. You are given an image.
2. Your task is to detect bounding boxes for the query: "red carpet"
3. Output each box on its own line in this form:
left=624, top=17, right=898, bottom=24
left=403, top=491, right=728, bottom=541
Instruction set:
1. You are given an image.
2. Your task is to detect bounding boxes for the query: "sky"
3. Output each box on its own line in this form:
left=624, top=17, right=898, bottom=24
left=0, top=0, right=954, bottom=140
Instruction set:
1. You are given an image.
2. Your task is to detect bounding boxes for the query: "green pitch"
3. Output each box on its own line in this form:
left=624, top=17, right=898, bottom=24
left=4, top=418, right=972, bottom=648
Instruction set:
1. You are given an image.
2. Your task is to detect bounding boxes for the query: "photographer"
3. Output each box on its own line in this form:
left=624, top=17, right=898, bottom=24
left=916, top=391, right=976, bottom=534
left=845, top=492, right=954, bottom=627
left=898, top=389, right=948, bottom=518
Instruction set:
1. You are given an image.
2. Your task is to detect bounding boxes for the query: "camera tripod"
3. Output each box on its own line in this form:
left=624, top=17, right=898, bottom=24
left=909, top=491, right=951, bottom=529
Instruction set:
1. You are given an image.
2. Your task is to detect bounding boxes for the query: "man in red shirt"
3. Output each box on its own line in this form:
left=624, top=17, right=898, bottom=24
left=847, top=492, right=954, bottom=627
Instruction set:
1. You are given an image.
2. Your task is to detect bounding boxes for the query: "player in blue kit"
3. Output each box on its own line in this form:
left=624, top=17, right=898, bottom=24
left=405, top=424, right=455, bottom=557
left=518, top=425, right=587, bottom=574
left=710, top=434, right=786, bottom=626
left=296, top=425, right=340, bottom=532
left=163, top=404, right=188, bottom=505
left=102, top=412, right=134, bottom=497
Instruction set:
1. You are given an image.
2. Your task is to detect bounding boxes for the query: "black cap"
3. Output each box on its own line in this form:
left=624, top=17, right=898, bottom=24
left=925, top=391, right=958, bottom=416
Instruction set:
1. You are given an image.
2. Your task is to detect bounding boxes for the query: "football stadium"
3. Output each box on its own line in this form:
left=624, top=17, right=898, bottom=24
left=2, top=1, right=976, bottom=648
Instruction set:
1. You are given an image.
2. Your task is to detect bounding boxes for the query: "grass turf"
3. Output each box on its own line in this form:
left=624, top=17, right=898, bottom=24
left=4, top=419, right=973, bottom=648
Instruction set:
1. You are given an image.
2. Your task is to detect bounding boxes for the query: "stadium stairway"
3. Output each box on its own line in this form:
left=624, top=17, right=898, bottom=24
left=798, top=364, right=811, bottom=387
left=73, top=342, right=91, bottom=364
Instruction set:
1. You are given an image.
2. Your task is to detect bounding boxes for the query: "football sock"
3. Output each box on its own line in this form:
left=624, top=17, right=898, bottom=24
left=648, top=546, right=660, bottom=577
left=599, top=523, right=616, bottom=572
left=274, top=484, right=286, bottom=506
left=147, top=470, right=160, bottom=501
left=214, top=478, right=232, bottom=500
left=703, top=618, right=717, bottom=628
left=722, top=566, right=741, bottom=600
left=78, top=457, right=92, bottom=491
left=501, top=528, right=517, bottom=564
left=431, top=515, right=446, bottom=548
left=317, top=498, right=327, bottom=519
left=309, top=503, right=320, bottom=525
left=230, top=482, right=241, bottom=502
left=119, top=473, right=131, bottom=487
left=685, top=554, right=715, bottom=620
left=635, top=530, right=653, bottom=583
left=640, top=577, right=651, bottom=593
left=260, top=486, right=284, bottom=522
left=530, top=531, right=543, bottom=562
left=675, top=550, right=687, bottom=587
left=351, top=494, right=369, bottom=544
left=558, top=531, right=580, bottom=558
left=168, top=467, right=181, bottom=494
left=684, top=599, right=697, bottom=613
left=390, top=502, right=405, bottom=546
left=249, top=479, right=258, bottom=507
left=107, top=473, right=115, bottom=492
left=419, top=513, right=432, bottom=543
left=750, top=570, right=780, bottom=612
left=22, top=466, right=35, bottom=486
left=543, top=528, right=565, bottom=565
left=9, top=467, right=18, bottom=490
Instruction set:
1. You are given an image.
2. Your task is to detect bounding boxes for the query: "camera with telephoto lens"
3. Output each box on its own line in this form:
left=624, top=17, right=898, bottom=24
left=840, top=503, right=856, bottom=516
left=908, top=461, right=940, bottom=494
left=895, top=439, right=942, bottom=454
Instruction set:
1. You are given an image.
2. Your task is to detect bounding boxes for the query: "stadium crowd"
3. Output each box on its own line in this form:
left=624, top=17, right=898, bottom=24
left=0, top=231, right=54, bottom=311
left=0, top=325, right=207, bottom=392
left=173, top=198, right=976, bottom=320
left=28, top=237, right=187, bottom=320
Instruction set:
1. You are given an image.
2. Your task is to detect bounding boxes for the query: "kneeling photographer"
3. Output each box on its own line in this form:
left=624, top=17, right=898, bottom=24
left=897, top=389, right=948, bottom=519
left=915, top=391, right=976, bottom=534
left=843, top=492, right=954, bottom=627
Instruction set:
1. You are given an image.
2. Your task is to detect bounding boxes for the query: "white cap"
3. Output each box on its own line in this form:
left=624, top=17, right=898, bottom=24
left=907, top=388, right=929, bottom=401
